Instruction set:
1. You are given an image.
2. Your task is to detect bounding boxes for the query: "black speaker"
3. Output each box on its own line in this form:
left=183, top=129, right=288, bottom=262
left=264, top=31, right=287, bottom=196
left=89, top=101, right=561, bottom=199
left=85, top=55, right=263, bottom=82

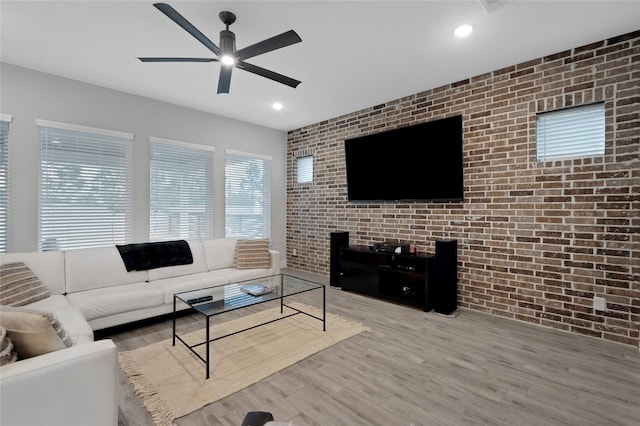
left=433, top=239, right=457, bottom=315
left=330, top=232, right=349, bottom=287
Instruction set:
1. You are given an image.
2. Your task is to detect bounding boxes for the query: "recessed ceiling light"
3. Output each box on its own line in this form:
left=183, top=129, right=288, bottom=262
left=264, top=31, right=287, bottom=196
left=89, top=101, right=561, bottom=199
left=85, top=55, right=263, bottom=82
left=454, top=24, right=473, bottom=38
left=272, top=102, right=283, bottom=110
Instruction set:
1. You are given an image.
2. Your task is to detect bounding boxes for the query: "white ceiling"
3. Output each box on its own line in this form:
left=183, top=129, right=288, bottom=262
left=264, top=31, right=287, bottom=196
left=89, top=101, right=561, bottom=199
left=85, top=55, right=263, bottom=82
left=1, top=1, right=638, bottom=131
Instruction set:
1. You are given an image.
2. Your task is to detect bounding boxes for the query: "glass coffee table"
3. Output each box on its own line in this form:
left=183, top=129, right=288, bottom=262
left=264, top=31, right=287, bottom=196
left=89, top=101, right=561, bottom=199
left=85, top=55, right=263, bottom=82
left=173, top=274, right=325, bottom=379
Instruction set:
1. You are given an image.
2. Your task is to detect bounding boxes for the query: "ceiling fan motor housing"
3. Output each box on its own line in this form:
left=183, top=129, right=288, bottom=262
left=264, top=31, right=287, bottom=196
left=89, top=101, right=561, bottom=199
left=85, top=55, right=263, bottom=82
left=220, top=30, right=236, bottom=54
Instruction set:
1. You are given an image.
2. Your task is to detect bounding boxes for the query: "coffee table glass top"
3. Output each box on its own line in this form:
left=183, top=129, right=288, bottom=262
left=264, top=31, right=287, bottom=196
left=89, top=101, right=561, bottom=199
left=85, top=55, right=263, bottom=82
left=175, top=274, right=323, bottom=317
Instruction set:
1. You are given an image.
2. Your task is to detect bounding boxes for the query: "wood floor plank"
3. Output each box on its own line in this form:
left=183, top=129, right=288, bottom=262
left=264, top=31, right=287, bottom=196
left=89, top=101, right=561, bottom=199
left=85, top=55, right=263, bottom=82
left=110, top=268, right=640, bottom=426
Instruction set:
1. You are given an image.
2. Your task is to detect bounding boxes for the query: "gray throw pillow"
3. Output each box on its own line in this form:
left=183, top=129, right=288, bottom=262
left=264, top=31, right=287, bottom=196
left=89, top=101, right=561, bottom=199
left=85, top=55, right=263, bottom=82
left=0, top=261, right=50, bottom=306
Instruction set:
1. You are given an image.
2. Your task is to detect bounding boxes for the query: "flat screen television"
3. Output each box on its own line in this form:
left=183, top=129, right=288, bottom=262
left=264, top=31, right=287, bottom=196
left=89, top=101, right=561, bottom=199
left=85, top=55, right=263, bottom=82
left=344, top=115, right=463, bottom=202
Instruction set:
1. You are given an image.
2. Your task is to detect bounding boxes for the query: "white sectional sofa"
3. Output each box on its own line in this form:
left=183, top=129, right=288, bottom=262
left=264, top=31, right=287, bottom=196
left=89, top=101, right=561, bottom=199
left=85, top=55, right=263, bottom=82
left=62, top=237, right=280, bottom=330
left=0, top=237, right=280, bottom=426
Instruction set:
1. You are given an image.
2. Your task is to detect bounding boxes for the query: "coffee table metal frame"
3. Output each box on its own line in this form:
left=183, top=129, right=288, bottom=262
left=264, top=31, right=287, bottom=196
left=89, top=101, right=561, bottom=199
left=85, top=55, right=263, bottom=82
left=173, top=274, right=325, bottom=379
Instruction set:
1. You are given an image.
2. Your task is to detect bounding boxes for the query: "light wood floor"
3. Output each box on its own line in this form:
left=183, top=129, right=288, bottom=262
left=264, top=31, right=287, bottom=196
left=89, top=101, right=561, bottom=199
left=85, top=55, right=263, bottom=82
left=110, top=268, right=640, bottom=426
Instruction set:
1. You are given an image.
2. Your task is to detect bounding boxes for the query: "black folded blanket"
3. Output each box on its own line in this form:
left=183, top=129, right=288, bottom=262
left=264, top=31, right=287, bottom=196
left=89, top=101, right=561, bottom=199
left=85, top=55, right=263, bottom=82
left=116, top=240, right=193, bottom=272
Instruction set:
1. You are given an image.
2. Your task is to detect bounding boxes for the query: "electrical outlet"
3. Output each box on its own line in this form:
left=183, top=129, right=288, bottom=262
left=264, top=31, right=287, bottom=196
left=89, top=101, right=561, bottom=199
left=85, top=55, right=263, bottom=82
left=292, top=248, right=297, bottom=256
left=593, top=296, right=606, bottom=311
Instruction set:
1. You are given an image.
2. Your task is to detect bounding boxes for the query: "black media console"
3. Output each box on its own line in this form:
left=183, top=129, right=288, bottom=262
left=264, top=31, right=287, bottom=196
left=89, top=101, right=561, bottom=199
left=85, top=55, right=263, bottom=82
left=339, top=246, right=435, bottom=311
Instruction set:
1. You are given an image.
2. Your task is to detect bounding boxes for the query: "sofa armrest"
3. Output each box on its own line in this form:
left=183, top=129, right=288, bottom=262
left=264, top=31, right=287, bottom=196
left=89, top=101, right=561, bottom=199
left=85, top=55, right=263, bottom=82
left=0, top=339, right=118, bottom=426
left=269, top=249, right=281, bottom=274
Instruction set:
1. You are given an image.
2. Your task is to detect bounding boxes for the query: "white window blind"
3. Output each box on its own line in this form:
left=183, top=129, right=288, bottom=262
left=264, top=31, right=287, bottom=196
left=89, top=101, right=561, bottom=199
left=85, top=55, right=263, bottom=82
left=0, top=115, right=12, bottom=253
left=225, top=150, right=271, bottom=239
left=38, top=120, right=133, bottom=251
left=149, top=137, right=214, bottom=241
left=296, top=155, right=313, bottom=183
left=536, top=103, right=605, bottom=162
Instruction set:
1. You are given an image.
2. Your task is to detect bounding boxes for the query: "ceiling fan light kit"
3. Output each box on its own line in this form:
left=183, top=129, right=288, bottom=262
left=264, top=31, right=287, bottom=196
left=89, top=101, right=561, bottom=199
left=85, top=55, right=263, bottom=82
left=138, top=3, right=302, bottom=94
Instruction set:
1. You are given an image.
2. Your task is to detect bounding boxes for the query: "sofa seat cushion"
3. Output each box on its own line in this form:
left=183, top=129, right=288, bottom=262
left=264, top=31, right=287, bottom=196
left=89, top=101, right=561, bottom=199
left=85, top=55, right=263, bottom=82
left=150, top=272, right=229, bottom=304
left=26, top=295, right=94, bottom=345
left=65, top=282, right=163, bottom=321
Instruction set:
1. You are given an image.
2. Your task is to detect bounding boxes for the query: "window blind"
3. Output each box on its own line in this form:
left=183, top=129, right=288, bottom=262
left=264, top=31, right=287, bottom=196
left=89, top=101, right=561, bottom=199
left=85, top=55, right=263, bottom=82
left=296, top=155, right=313, bottom=183
left=149, top=137, right=214, bottom=241
left=225, top=150, right=271, bottom=239
left=38, top=120, right=133, bottom=251
left=0, top=115, right=12, bottom=253
left=536, top=103, right=605, bottom=162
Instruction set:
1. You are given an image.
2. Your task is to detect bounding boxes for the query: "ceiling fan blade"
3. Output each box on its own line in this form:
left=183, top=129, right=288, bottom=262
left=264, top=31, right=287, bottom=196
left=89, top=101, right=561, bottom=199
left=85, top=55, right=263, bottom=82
left=138, top=57, right=216, bottom=62
left=217, top=66, right=233, bottom=94
left=153, top=3, right=222, bottom=56
left=235, top=30, right=302, bottom=62
left=236, top=61, right=301, bottom=88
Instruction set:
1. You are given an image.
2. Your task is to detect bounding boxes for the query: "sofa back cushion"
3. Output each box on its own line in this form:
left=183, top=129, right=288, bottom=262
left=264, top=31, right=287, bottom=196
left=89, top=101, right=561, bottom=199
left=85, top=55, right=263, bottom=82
left=203, top=238, right=239, bottom=271
left=0, top=251, right=66, bottom=295
left=65, top=246, right=147, bottom=293
left=147, top=240, right=208, bottom=281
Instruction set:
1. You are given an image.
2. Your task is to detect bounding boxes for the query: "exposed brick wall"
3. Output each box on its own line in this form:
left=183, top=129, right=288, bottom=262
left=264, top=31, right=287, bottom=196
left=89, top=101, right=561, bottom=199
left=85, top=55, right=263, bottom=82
left=286, top=31, right=640, bottom=346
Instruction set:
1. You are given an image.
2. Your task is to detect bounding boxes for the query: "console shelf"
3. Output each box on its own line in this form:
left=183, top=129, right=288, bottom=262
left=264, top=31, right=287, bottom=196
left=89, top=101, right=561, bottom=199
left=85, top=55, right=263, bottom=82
left=339, top=246, right=434, bottom=311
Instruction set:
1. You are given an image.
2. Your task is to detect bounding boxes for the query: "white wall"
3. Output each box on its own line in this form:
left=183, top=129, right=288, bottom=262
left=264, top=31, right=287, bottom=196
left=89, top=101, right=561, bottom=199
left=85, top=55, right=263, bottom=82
left=1, top=63, right=287, bottom=258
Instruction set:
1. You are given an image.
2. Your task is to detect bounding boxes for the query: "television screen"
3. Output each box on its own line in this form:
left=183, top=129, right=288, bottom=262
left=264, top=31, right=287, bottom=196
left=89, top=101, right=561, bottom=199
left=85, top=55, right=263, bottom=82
left=344, top=115, right=463, bottom=202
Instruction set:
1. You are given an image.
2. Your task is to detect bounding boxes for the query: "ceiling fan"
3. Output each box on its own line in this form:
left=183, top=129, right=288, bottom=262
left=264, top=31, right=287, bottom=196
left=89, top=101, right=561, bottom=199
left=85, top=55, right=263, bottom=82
left=138, top=3, right=302, bottom=94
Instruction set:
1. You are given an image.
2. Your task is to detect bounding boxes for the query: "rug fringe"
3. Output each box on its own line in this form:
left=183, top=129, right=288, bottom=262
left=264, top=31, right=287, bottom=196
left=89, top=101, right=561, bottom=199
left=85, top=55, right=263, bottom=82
left=119, top=352, right=176, bottom=426
left=327, top=311, right=372, bottom=332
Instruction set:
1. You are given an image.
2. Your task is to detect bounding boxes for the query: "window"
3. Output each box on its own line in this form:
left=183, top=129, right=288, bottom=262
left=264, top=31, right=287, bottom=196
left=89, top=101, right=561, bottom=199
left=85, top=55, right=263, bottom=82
left=0, top=114, right=12, bottom=253
left=296, top=154, right=313, bottom=183
left=38, top=120, right=133, bottom=251
left=536, top=103, right=605, bottom=162
left=150, top=137, right=214, bottom=241
left=225, top=150, right=271, bottom=239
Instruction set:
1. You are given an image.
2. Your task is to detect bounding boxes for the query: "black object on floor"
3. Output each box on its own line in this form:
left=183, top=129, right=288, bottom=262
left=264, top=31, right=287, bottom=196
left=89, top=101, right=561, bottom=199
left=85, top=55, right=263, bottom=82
left=241, top=411, right=274, bottom=426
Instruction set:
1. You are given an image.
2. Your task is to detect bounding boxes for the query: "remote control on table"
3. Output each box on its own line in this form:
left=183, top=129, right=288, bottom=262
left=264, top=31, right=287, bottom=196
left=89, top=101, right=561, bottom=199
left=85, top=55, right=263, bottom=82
left=187, top=295, right=213, bottom=304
